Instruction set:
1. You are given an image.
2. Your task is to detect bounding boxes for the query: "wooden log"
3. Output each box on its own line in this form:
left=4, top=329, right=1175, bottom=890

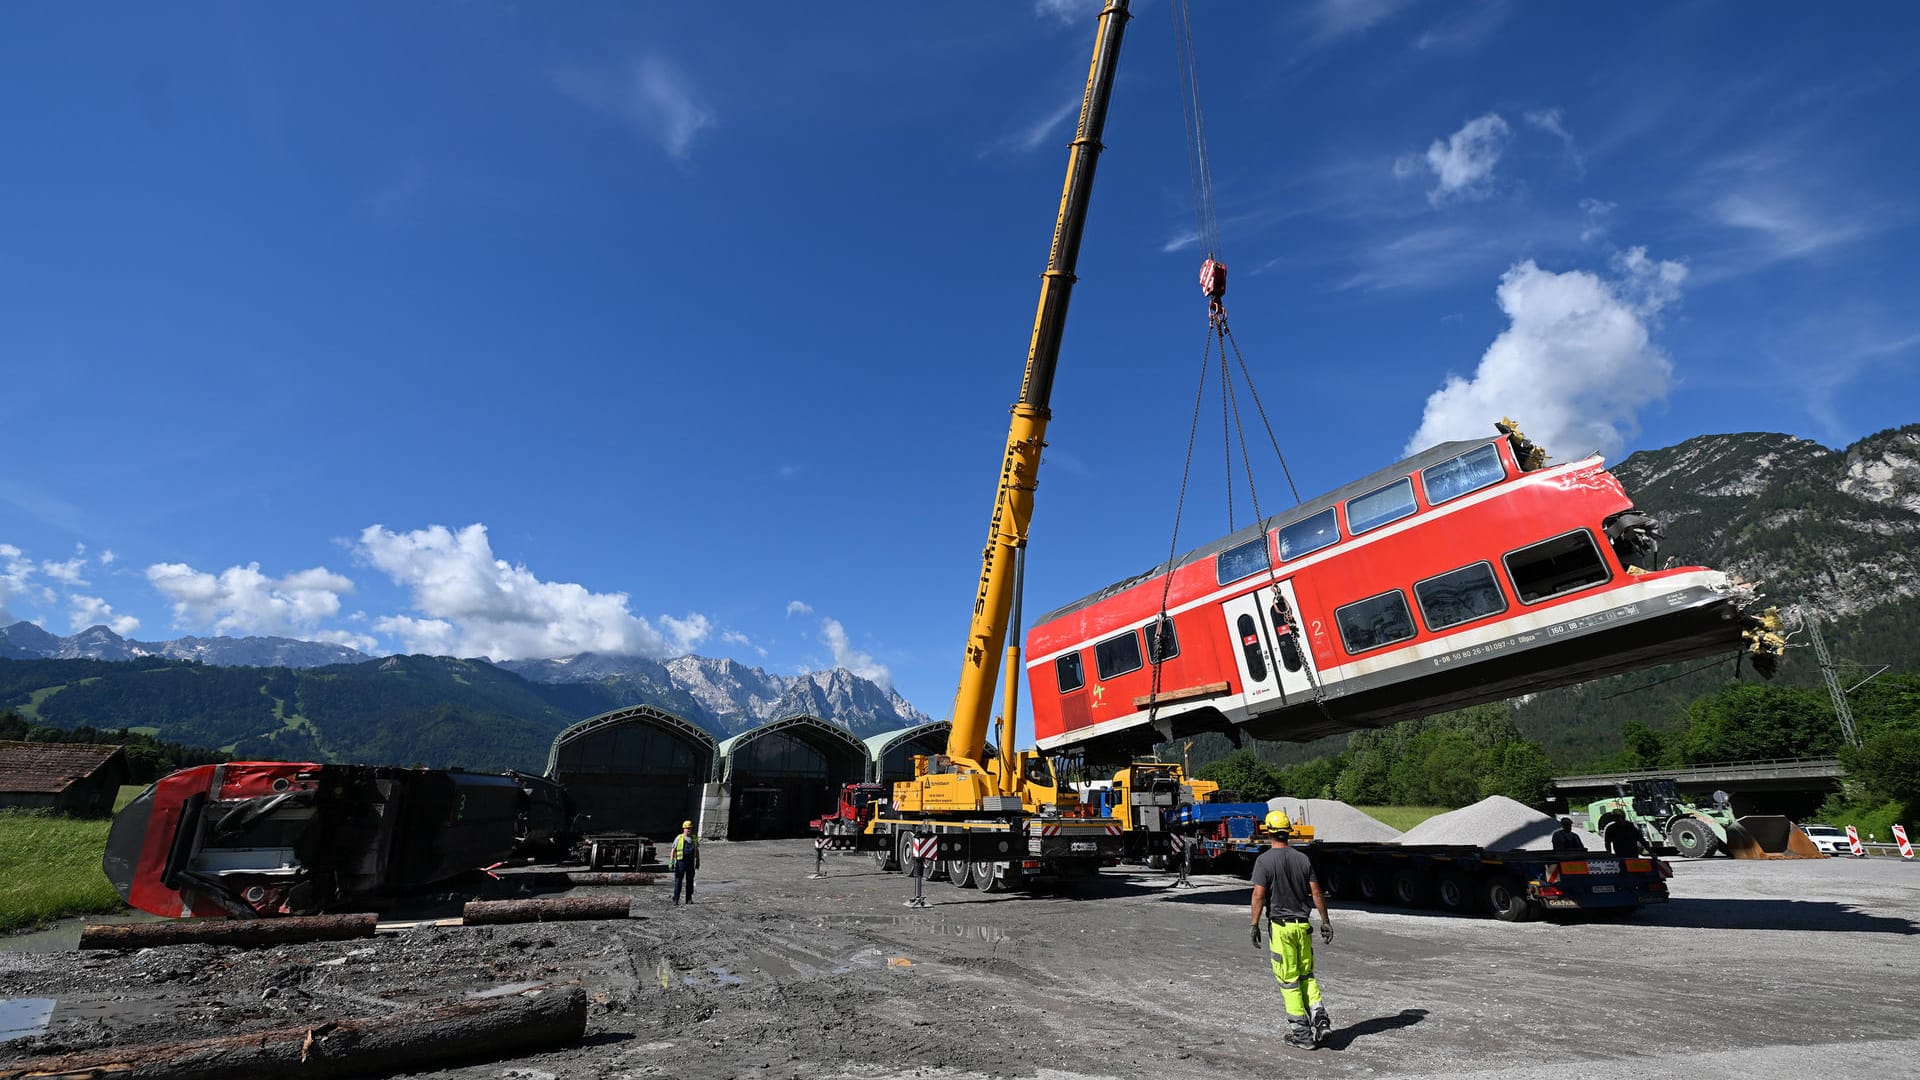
left=563, top=872, right=658, bottom=886
left=461, top=897, right=631, bottom=925
left=0, top=985, right=587, bottom=1080
left=78, top=914, right=379, bottom=951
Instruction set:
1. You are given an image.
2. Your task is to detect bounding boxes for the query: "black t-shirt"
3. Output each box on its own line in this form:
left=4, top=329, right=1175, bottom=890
left=1603, top=820, right=1641, bottom=856
left=1249, top=844, right=1317, bottom=921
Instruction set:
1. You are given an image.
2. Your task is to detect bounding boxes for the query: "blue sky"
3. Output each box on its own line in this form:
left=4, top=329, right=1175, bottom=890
left=3, top=1, right=1916, bottom=742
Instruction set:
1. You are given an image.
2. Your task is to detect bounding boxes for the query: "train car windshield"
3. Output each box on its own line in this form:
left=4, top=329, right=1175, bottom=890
left=1423, top=444, right=1505, bottom=504
left=1279, top=508, right=1340, bottom=560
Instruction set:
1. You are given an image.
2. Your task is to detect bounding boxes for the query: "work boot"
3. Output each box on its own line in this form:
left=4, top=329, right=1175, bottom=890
left=1313, top=1008, right=1332, bottom=1045
left=1285, top=1021, right=1316, bottom=1050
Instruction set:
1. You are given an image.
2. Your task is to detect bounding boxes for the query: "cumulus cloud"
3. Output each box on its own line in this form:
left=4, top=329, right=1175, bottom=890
left=1397, top=113, right=1511, bottom=205
left=355, top=523, right=710, bottom=660
left=67, top=594, right=139, bottom=636
left=785, top=600, right=813, bottom=618
left=40, top=557, right=89, bottom=586
left=2, top=544, right=59, bottom=619
left=553, top=56, right=716, bottom=165
left=819, top=617, right=891, bottom=688
left=146, top=561, right=356, bottom=638
left=1404, top=247, right=1687, bottom=463
left=99, top=549, right=117, bottom=566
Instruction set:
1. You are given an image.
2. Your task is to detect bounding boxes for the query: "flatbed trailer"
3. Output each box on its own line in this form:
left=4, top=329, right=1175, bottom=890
left=1187, top=833, right=1670, bottom=922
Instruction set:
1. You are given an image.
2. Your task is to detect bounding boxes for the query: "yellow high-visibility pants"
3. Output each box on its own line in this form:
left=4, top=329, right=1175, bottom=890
left=1268, top=921, right=1323, bottom=1019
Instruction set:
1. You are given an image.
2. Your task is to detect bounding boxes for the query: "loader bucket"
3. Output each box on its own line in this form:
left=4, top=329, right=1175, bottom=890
left=1724, top=815, right=1828, bottom=859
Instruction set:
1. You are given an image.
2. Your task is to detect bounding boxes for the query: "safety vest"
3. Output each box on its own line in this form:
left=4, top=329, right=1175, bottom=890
left=672, top=833, right=699, bottom=868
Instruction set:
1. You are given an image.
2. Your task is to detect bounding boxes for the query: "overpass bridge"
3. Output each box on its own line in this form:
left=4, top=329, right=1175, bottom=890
left=1552, top=757, right=1844, bottom=801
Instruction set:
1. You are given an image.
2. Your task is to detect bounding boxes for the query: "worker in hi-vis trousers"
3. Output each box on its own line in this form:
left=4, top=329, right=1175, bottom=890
left=1249, top=810, right=1333, bottom=1049
left=670, top=820, right=700, bottom=905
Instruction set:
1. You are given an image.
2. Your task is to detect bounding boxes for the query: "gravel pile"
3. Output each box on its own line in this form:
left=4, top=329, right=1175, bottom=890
left=1265, top=797, right=1403, bottom=843
left=1396, top=795, right=1595, bottom=851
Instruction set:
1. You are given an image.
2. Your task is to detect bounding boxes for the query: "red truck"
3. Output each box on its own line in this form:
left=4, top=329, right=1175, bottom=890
left=810, top=783, right=887, bottom=847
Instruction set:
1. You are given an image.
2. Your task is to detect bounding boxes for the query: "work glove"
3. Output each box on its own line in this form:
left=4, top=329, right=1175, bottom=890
left=1250, top=921, right=1262, bottom=948
left=1320, top=921, right=1333, bottom=946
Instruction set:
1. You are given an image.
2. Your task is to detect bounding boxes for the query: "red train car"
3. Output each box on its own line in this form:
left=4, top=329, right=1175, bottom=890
left=1025, top=429, right=1775, bottom=757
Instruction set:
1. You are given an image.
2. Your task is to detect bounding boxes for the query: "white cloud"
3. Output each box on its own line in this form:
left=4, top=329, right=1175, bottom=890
left=1710, top=191, right=1866, bottom=261
left=1399, top=113, right=1511, bottom=205
left=1525, top=107, right=1583, bottom=176
left=355, top=523, right=710, bottom=660
left=554, top=57, right=716, bottom=165
left=147, top=560, right=356, bottom=638
left=98, top=549, right=117, bottom=566
left=1404, top=247, right=1686, bottom=463
left=1033, top=0, right=1098, bottom=25
left=67, top=594, right=139, bottom=636
left=980, top=99, right=1078, bottom=158
left=785, top=600, right=813, bottom=618
left=1161, top=228, right=1200, bottom=254
left=1412, top=1, right=1511, bottom=51
left=720, top=629, right=751, bottom=646
left=40, top=558, right=89, bottom=586
left=1579, top=197, right=1616, bottom=244
left=1307, top=0, right=1416, bottom=46
left=308, top=627, right=379, bottom=652
left=819, top=617, right=891, bottom=688
left=2, top=544, right=55, bottom=619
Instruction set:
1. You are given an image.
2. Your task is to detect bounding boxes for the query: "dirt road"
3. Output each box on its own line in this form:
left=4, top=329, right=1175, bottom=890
left=4, top=841, right=1916, bottom=1078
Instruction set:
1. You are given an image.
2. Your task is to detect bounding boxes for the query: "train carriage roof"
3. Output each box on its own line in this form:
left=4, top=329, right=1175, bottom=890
left=1034, top=437, right=1495, bottom=626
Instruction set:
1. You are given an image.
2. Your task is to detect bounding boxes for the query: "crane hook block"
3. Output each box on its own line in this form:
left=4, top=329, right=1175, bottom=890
left=1199, top=258, right=1227, bottom=299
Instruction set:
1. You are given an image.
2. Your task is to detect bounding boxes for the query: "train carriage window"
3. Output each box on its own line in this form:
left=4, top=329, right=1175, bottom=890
left=1144, top=617, right=1181, bottom=663
left=1414, top=562, right=1509, bottom=631
left=1055, top=652, right=1085, bottom=694
left=1095, top=630, right=1144, bottom=679
left=1279, top=507, right=1340, bottom=560
left=1422, top=443, right=1505, bottom=505
left=1334, top=590, right=1417, bottom=654
left=1504, top=530, right=1612, bottom=603
left=1346, top=477, right=1417, bottom=535
left=1217, top=536, right=1273, bottom=585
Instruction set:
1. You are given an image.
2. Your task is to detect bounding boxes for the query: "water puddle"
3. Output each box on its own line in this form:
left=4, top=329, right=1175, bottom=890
left=707, top=966, right=744, bottom=987
left=0, top=913, right=161, bottom=954
left=0, top=998, right=55, bottom=1042
left=810, top=913, right=1016, bottom=944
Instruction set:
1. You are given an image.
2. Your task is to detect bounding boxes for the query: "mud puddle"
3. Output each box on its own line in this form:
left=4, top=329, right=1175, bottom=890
left=0, top=913, right=160, bottom=954
left=0, top=999, right=53, bottom=1043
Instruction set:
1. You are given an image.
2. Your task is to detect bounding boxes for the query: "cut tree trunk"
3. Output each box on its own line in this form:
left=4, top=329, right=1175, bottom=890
left=0, top=985, right=587, bottom=1080
left=78, top=914, right=379, bottom=951
left=461, top=897, right=631, bottom=925
left=564, top=872, right=658, bottom=886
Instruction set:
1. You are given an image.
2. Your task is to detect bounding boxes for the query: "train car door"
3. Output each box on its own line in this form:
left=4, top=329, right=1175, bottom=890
left=1220, top=580, right=1315, bottom=708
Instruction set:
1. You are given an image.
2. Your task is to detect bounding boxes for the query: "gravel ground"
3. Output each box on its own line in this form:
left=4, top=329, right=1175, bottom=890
left=3, top=842, right=1916, bottom=1079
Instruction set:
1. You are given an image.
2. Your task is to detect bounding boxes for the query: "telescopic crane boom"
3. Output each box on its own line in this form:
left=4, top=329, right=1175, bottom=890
left=891, top=0, right=1129, bottom=821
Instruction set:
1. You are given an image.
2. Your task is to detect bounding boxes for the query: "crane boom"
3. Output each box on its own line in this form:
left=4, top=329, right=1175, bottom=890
left=946, top=0, right=1131, bottom=767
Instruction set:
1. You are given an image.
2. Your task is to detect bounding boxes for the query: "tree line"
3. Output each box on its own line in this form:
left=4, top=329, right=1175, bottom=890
left=0, top=710, right=231, bottom=785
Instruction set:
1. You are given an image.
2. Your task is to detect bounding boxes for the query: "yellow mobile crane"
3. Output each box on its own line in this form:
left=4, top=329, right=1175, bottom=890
left=863, top=0, right=1132, bottom=892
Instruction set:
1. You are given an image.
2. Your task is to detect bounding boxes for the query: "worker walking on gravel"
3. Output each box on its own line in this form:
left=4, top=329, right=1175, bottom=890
left=670, top=820, right=700, bottom=905
left=1249, top=810, right=1333, bottom=1049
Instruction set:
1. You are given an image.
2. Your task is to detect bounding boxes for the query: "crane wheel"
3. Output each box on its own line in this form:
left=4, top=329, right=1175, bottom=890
left=874, top=838, right=898, bottom=873
left=973, top=861, right=1007, bottom=893
left=945, top=858, right=975, bottom=888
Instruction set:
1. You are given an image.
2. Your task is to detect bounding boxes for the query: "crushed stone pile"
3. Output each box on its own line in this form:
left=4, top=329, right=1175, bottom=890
left=1265, top=797, right=1403, bottom=843
left=1395, top=795, right=1595, bottom=851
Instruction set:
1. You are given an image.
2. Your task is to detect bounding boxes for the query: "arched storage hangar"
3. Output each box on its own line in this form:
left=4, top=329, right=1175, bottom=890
left=546, top=706, right=718, bottom=840
left=717, top=715, right=868, bottom=841
left=863, top=721, right=951, bottom=785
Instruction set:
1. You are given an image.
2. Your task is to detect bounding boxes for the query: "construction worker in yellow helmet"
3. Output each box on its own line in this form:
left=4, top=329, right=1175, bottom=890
left=670, top=819, right=700, bottom=906
left=1249, top=809, right=1334, bottom=1049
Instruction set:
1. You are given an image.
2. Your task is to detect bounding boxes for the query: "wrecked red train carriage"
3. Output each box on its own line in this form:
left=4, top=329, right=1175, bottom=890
left=1025, top=430, right=1776, bottom=757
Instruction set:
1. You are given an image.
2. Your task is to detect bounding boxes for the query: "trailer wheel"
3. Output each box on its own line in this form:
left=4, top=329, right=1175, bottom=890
left=1357, top=870, right=1383, bottom=903
left=1391, top=869, right=1430, bottom=908
left=1322, top=866, right=1350, bottom=899
left=1668, top=817, right=1720, bottom=859
left=1486, top=876, right=1536, bottom=922
left=1435, top=874, right=1476, bottom=913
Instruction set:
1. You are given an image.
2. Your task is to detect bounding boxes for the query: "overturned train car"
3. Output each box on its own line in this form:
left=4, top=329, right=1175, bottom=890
left=1026, top=427, right=1782, bottom=757
left=104, top=762, right=572, bottom=919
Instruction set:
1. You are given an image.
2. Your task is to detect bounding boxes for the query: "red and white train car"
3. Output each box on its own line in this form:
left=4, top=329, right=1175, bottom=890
left=1025, top=430, right=1774, bottom=756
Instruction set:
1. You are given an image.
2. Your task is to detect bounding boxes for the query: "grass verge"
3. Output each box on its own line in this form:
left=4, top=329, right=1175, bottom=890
left=0, top=809, right=127, bottom=933
left=1354, top=805, right=1451, bottom=832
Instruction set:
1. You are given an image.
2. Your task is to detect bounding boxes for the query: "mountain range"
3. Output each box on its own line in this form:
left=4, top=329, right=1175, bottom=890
left=3, top=424, right=1914, bottom=772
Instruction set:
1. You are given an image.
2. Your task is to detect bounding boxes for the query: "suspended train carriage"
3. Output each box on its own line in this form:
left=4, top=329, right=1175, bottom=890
left=1025, top=423, right=1786, bottom=758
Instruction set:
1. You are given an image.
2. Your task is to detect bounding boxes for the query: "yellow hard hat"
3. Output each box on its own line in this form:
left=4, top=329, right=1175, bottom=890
left=1265, top=810, right=1292, bottom=833
left=682, top=820, right=694, bottom=829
